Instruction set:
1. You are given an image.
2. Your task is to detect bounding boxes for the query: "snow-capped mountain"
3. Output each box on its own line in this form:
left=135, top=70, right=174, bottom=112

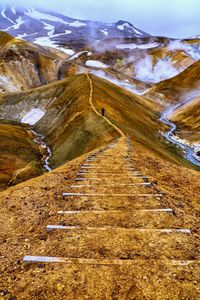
left=0, top=5, right=150, bottom=53
left=189, top=34, right=200, bottom=39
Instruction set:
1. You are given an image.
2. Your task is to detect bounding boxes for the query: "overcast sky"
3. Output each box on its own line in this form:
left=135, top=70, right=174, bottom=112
left=2, top=0, right=200, bottom=38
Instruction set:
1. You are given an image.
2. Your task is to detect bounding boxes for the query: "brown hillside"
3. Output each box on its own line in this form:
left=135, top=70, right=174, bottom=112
left=170, top=96, right=200, bottom=143
left=0, top=35, right=68, bottom=93
left=0, top=31, right=14, bottom=47
left=145, top=60, right=200, bottom=103
left=0, top=73, right=194, bottom=169
left=0, top=121, right=43, bottom=191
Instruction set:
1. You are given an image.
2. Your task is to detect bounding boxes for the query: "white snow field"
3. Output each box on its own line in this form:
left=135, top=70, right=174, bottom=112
left=69, top=20, right=86, bottom=27
left=116, top=43, right=159, bottom=50
left=21, top=109, right=45, bottom=125
left=100, top=29, right=108, bottom=36
left=117, top=23, right=133, bottom=31
left=25, top=9, right=70, bottom=25
left=85, top=60, right=109, bottom=68
left=69, top=51, right=92, bottom=60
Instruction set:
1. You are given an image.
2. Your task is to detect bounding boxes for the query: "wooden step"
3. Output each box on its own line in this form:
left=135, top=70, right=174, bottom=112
left=75, top=176, right=149, bottom=183
left=74, top=178, right=148, bottom=184
left=62, top=193, right=162, bottom=197
left=46, top=225, right=191, bottom=235
left=21, top=255, right=200, bottom=299
left=77, top=172, right=148, bottom=178
left=57, top=209, right=180, bottom=228
left=81, top=165, right=136, bottom=170
left=23, top=256, right=198, bottom=267
left=67, top=185, right=152, bottom=193
left=69, top=183, right=151, bottom=188
left=78, top=170, right=138, bottom=173
left=37, top=229, right=195, bottom=260
left=58, top=208, right=174, bottom=214
left=59, top=196, right=161, bottom=210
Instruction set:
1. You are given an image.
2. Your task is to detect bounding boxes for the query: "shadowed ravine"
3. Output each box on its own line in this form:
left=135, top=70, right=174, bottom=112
left=31, top=130, right=52, bottom=172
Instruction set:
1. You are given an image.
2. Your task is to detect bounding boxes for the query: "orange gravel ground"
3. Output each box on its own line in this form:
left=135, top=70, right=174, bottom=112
left=0, top=137, right=200, bottom=299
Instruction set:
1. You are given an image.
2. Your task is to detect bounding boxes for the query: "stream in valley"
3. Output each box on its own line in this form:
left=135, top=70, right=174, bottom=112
left=31, top=130, right=52, bottom=172
left=160, top=106, right=200, bottom=167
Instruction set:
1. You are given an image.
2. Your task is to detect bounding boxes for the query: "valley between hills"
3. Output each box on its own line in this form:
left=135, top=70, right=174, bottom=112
left=0, top=5, right=200, bottom=299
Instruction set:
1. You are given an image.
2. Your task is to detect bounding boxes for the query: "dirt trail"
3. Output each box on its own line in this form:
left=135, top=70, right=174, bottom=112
left=86, top=73, right=125, bottom=138
left=21, top=140, right=199, bottom=298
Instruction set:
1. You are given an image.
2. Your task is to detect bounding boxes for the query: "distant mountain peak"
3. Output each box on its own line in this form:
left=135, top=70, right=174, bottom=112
left=116, top=20, right=133, bottom=26
left=0, top=5, right=151, bottom=51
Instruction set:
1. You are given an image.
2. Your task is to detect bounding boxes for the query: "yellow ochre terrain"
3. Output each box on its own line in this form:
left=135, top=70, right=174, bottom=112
left=0, top=29, right=200, bottom=299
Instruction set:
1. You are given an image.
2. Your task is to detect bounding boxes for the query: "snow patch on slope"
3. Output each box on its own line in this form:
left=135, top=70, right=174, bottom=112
left=11, top=7, right=16, bottom=14
left=1, top=8, right=15, bottom=25
left=25, top=9, right=70, bottom=25
left=34, top=35, right=74, bottom=55
left=116, top=43, right=159, bottom=50
left=22, top=109, right=45, bottom=125
left=100, top=29, right=108, bottom=36
left=59, top=48, right=75, bottom=55
left=41, top=21, right=72, bottom=38
left=0, top=75, right=20, bottom=92
left=117, top=23, right=133, bottom=31
left=68, top=51, right=92, bottom=60
left=117, top=23, right=143, bottom=36
left=12, top=16, right=24, bottom=30
left=17, top=32, right=38, bottom=40
left=65, top=30, right=72, bottom=34
left=134, top=28, right=143, bottom=36
left=42, top=21, right=55, bottom=36
left=69, top=20, right=86, bottom=27
left=33, top=25, right=74, bottom=55
left=85, top=60, right=109, bottom=68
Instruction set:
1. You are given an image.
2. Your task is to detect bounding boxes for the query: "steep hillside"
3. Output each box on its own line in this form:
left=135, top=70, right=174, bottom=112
left=0, top=75, right=119, bottom=168
left=0, top=124, right=200, bottom=299
left=113, top=46, right=194, bottom=84
left=0, top=73, right=194, bottom=170
left=0, top=30, right=13, bottom=46
left=145, top=60, right=200, bottom=103
left=0, top=120, right=43, bottom=191
left=0, top=32, right=68, bottom=93
left=1, top=72, right=159, bottom=161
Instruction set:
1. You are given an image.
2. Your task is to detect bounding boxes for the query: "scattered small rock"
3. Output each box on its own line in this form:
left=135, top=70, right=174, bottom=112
left=0, top=289, right=9, bottom=296
left=56, top=283, right=65, bottom=293
left=38, top=235, right=47, bottom=241
left=37, top=263, right=45, bottom=268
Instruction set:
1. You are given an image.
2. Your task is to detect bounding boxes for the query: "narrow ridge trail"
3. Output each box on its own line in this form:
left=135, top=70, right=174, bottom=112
left=22, top=76, right=200, bottom=299
left=86, top=73, right=125, bottom=138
